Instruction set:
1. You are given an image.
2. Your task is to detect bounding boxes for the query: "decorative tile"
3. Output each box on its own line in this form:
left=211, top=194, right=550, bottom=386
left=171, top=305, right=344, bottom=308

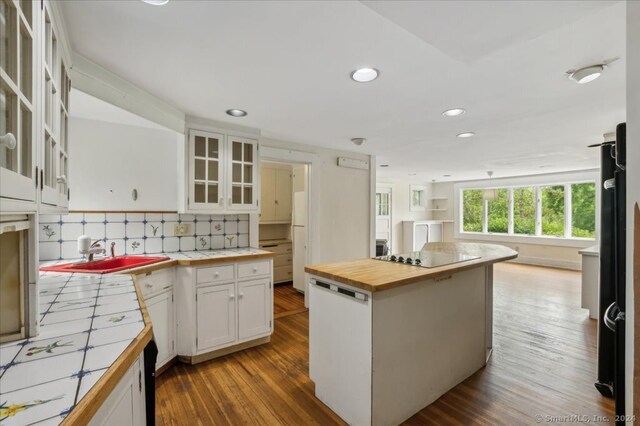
left=77, top=368, right=108, bottom=402
left=1, top=350, right=85, bottom=394
left=147, top=222, right=162, bottom=238
left=125, top=213, right=145, bottom=222
left=82, top=340, right=132, bottom=372
left=39, top=223, right=60, bottom=242
left=39, top=307, right=94, bottom=326
left=126, top=239, right=144, bottom=254
left=145, top=238, right=163, bottom=254
left=180, top=236, right=196, bottom=252
left=105, top=213, right=125, bottom=222
left=60, top=223, right=83, bottom=242
left=0, top=376, right=78, bottom=425
left=224, top=235, right=238, bottom=249
left=39, top=242, right=61, bottom=261
left=91, top=309, right=142, bottom=330
left=163, top=237, right=179, bottom=252
left=211, top=221, right=224, bottom=235
left=61, top=242, right=80, bottom=261
left=14, top=333, right=87, bottom=363
left=105, top=222, right=125, bottom=239
left=88, top=321, right=143, bottom=347
left=196, top=236, right=210, bottom=250
left=84, top=213, right=106, bottom=223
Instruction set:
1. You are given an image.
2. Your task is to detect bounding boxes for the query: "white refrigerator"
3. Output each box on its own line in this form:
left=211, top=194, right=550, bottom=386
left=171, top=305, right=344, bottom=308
left=292, top=191, right=306, bottom=292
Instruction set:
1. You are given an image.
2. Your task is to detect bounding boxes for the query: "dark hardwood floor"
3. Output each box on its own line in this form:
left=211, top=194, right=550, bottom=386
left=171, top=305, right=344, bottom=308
left=273, top=283, right=307, bottom=319
left=156, top=264, right=614, bottom=425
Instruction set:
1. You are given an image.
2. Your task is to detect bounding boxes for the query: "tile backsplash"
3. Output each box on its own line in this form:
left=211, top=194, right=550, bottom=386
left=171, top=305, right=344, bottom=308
left=39, top=212, right=250, bottom=261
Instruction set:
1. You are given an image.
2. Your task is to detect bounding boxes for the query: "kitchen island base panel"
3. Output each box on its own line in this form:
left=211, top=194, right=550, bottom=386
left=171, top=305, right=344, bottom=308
left=309, top=266, right=491, bottom=426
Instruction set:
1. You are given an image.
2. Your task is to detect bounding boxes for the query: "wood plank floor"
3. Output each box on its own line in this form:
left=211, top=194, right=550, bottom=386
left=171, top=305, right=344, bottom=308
left=273, top=283, right=307, bottom=319
left=156, top=263, right=614, bottom=425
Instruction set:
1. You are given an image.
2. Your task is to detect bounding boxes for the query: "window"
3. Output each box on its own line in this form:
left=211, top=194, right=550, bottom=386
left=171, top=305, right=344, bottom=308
left=460, top=181, right=595, bottom=241
left=513, top=187, right=536, bottom=235
left=571, top=183, right=596, bottom=238
left=410, top=185, right=425, bottom=211
left=462, top=189, right=483, bottom=232
left=487, top=189, right=508, bottom=233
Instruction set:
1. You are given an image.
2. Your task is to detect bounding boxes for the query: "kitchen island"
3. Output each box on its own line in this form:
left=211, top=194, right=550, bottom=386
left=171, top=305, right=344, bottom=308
left=305, top=242, right=517, bottom=426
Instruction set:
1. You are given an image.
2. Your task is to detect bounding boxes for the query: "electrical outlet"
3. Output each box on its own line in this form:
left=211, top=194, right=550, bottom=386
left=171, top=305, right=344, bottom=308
left=174, top=223, right=192, bottom=236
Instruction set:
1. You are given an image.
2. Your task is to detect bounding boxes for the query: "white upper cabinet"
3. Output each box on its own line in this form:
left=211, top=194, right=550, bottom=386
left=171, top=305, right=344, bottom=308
left=185, top=128, right=259, bottom=213
left=0, top=0, right=36, bottom=206
left=0, top=0, right=70, bottom=212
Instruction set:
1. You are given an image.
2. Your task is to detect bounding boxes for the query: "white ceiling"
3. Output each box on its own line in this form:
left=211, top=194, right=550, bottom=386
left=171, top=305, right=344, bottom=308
left=60, top=0, right=626, bottom=182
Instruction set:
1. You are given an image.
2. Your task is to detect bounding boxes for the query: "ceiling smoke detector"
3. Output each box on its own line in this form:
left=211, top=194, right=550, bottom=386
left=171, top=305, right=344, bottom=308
left=566, top=58, right=618, bottom=84
left=351, top=138, right=366, bottom=146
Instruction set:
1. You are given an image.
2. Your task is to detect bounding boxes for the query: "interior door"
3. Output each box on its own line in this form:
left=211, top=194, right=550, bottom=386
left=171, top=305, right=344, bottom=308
left=375, top=188, right=392, bottom=251
left=275, top=168, right=292, bottom=222
left=260, top=166, right=276, bottom=222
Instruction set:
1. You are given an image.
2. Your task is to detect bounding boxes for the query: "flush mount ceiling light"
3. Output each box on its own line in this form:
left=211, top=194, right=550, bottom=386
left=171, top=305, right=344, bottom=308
left=142, top=0, right=169, bottom=5
left=442, top=108, right=466, bottom=117
left=351, top=68, right=379, bottom=83
left=456, top=132, right=475, bottom=138
left=226, top=109, right=247, bottom=117
left=351, top=138, right=366, bottom=146
left=566, top=58, right=618, bottom=84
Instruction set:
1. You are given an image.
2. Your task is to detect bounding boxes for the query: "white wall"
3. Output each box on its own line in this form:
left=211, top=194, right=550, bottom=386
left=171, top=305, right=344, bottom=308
left=377, top=180, right=433, bottom=253
left=626, top=0, right=639, bottom=415
left=69, top=117, right=179, bottom=211
left=260, top=137, right=373, bottom=264
left=432, top=170, right=600, bottom=271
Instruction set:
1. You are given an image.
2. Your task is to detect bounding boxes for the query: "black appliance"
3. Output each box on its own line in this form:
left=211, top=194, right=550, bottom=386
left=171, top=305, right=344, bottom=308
left=375, top=239, right=389, bottom=256
left=144, top=340, right=159, bottom=426
left=594, top=123, right=626, bottom=421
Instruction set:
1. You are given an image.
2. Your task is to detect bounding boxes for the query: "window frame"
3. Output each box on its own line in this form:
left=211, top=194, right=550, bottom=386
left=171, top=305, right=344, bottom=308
left=410, top=184, right=426, bottom=212
left=454, top=170, right=599, bottom=248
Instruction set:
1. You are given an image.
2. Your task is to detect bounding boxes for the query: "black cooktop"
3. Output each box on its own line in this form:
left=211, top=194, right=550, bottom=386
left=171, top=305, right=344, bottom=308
left=375, top=250, right=480, bottom=268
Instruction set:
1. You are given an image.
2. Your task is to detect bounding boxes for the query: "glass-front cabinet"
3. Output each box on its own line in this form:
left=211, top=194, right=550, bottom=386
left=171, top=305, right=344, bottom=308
left=187, top=129, right=259, bottom=213
left=0, top=0, right=70, bottom=212
left=0, top=0, right=36, bottom=204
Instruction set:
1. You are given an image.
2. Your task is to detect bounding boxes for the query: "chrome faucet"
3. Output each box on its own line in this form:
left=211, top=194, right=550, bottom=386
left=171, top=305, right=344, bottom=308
left=110, top=242, right=116, bottom=258
left=88, top=240, right=106, bottom=261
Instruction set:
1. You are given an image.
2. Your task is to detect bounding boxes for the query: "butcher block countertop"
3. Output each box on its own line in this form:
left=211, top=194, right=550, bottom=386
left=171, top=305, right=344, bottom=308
left=305, top=242, right=518, bottom=292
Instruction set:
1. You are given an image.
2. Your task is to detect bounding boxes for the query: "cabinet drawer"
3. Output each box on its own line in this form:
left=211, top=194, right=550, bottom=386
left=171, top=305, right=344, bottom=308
left=238, top=260, right=271, bottom=279
left=274, top=265, right=293, bottom=283
left=138, top=269, right=174, bottom=299
left=196, top=264, right=235, bottom=285
left=259, top=242, right=292, bottom=254
left=274, top=253, right=293, bottom=267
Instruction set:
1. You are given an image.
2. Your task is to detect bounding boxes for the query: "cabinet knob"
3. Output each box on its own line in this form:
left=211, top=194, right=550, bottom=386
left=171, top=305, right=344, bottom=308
left=214, top=272, right=219, bottom=277
left=239, top=292, right=244, bottom=298
left=252, top=267, right=258, bottom=273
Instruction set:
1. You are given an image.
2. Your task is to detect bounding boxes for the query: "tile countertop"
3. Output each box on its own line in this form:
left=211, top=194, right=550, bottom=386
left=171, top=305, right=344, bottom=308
left=0, top=248, right=274, bottom=425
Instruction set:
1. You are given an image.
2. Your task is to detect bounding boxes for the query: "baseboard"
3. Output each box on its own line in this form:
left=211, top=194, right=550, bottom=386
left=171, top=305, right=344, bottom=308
left=507, top=256, right=581, bottom=271
left=179, top=336, right=271, bottom=365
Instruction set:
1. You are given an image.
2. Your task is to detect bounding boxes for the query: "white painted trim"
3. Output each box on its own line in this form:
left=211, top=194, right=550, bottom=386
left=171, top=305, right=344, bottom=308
left=185, top=116, right=261, bottom=139
left=507, top=256, right=581, bottom=271
left=375, top=184, right=393, bottom=253
left=257, top=146, right=321, bottom=305
left=70, top=53, right=186, bottom=133
left=369, top=155, right=377, bottom=257
left=456, top=231, right=595, bottom=248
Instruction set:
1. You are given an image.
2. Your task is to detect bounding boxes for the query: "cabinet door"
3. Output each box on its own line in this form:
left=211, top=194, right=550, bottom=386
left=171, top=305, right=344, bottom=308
left=196, top=283, right=236, bottom=351
left=0, top=0, right=37, bottom=204
left=146, top=291, right=175, bottom=370
left=260, top=167, right=276, bottom=222
left=188, top=130, right=225, bottom=211
left=89, top=355, right=145, bottom=425
left=275, top=168, right=292, bottom=222
left=238, top=278, right=271, bottom=340
left=227, top=136, right=258, bottom=211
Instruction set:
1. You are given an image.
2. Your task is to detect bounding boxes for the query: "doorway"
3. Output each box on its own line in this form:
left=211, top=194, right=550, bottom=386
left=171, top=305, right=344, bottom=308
left=376, top=186, right=392, bottom=254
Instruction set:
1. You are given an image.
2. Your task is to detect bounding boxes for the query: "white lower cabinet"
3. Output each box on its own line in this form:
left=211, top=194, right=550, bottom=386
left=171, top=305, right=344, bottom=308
left=137, top=269, right=176, bottom=371
left=238, top=278, right=271, bottom=340
left=177, top=259, right=273, bottom=359
left=145, top=291, right=175, bottom=369
left=90, top=354, right=145, bottom=425
left=196, top=283, right=236, bottom=351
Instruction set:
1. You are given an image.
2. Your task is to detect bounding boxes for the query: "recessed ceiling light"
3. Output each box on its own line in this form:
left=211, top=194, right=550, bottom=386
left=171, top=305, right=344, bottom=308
left=351, top=138, right=366, bottom=146
left=442, top=108, right=466, bottom=117
left=351, top=68, right=379, bottom=83
left=443, top=174, right=452, bottom=177
left=380, top=164, right=389, bottom=168
left=142, top=0, right=169, bottom=5
left=226, top=109, right=247, bottom=117
left=567, top=65, right=605, bottom=84
left=456, top=132, right=475, bottom=138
